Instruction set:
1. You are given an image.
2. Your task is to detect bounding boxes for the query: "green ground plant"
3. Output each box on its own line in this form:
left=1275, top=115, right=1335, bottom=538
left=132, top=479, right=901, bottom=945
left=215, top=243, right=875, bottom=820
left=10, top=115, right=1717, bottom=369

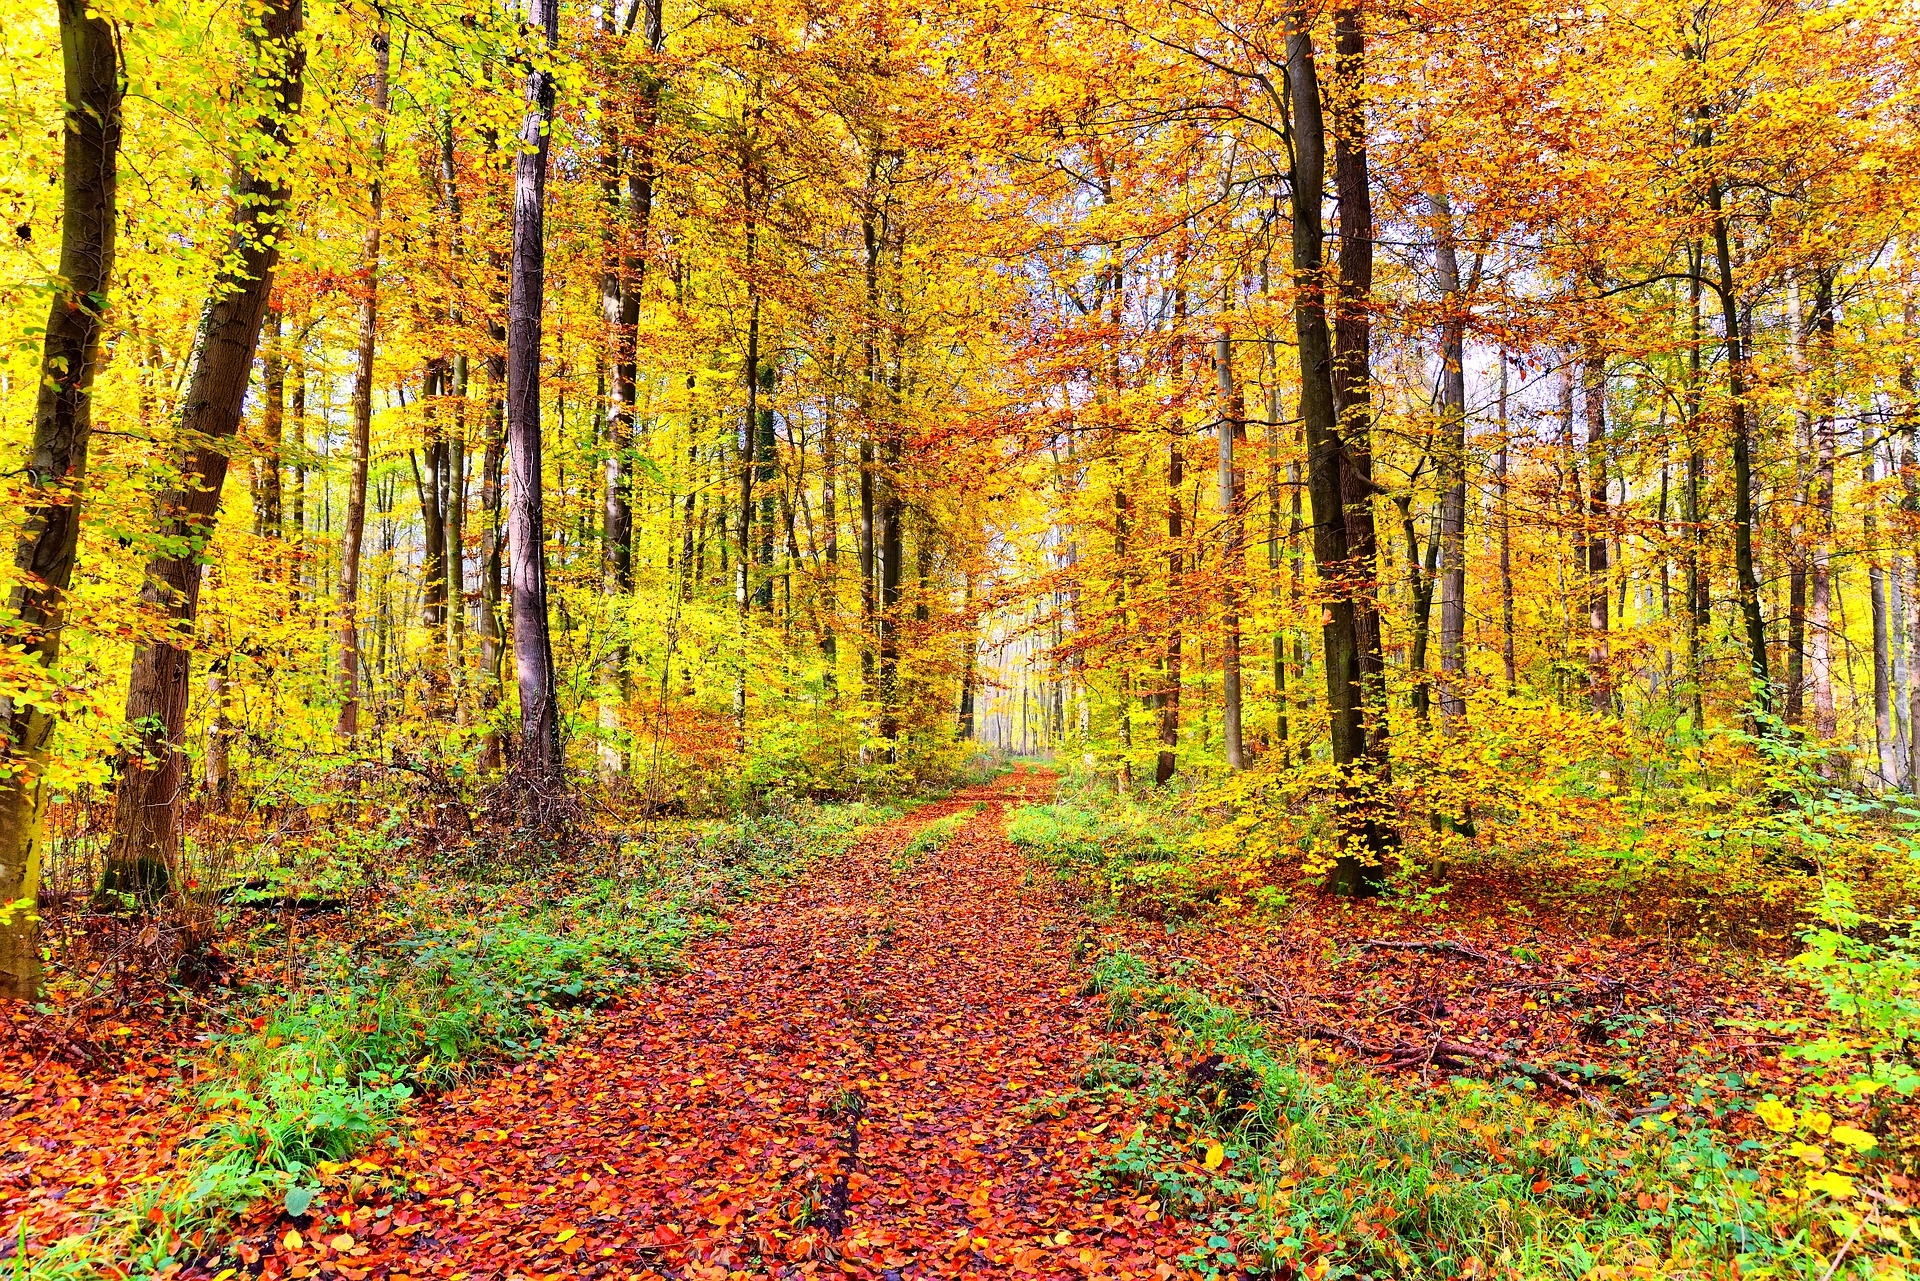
left=22, top=798, right=894, bottom=1279
left=1079, top=950, right=1911, bottom=1280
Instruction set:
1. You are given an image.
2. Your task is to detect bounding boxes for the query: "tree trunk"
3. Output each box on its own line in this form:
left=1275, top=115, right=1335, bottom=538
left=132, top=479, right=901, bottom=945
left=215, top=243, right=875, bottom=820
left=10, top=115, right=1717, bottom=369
left=1497, top=353, right=1516, bottom=693
left=735, top=278, right=760, bottom=752
left=1331, top=0, right=1387, bottom=777
left=1431, top=190, right=1468, bottom=730
left=1707, top=161, right=1771, bottom=725
left=1809, top=268, right=1836, bottom=740
left=439, top=120, right=467, bottom=718
left=1584, top=337, right=1611, bottom=714
left=257, top=309, right=285, bottom=537
left=1288, top=15, right=1379, bottom=893
left=0, top=0, right=121, bottom=992
left=479, top=336, right=506, bottom=772
left=101, top=0, right=303, bottom=900
left=1216, top=329, right=1245, bottom=771
left=1156, top=267, right=1186, bottom=786
left=1684, top=248, right=1706, bottom=725
left=508, top=0, right=564, bottom=783
left=335, top=30, right=390, bottom=739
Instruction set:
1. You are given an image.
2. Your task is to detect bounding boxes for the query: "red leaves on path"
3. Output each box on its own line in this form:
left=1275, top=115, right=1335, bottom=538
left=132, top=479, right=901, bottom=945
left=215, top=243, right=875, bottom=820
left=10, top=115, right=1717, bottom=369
left=327, top=769, right=1196, bottom=1280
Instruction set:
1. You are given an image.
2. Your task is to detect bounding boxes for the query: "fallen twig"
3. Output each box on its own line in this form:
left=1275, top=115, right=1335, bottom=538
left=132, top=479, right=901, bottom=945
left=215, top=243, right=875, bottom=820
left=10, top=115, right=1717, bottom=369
left=1301, top=1022, right=1618, bottom=1119
left=1360, top=937, right=1494, bottom=964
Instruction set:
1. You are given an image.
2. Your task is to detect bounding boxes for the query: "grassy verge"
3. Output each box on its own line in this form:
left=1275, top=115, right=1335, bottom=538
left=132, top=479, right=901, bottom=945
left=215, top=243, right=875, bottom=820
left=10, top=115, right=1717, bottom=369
left=1078, top=949, right=1907, bottom=1280
left=21, top=799, right=897, bottom=1279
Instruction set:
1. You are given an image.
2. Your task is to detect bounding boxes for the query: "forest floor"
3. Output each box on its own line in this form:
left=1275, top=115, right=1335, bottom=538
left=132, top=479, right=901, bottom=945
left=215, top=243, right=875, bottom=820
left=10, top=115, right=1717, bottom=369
left=225, top=766, right=1205, bottom=1280
left=2, top=766, right=1875, bottom=1280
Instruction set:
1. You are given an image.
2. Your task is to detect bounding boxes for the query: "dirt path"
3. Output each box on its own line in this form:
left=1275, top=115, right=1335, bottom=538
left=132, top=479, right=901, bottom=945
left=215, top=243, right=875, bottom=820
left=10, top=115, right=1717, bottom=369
left=333, top=769, right=1194, bottom=1281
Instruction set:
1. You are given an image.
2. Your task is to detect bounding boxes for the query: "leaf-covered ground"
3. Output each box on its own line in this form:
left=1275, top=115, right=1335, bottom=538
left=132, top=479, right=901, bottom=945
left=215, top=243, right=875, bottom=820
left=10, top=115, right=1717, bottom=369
left=5, top=768, right=1881, bottom=1281
left=236, top=768, right=1201, bottom=1279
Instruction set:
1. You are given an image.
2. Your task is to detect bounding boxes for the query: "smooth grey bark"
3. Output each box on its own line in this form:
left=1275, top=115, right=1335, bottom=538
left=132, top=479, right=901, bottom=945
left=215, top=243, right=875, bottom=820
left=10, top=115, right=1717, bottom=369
left=1430, top=189, right=1468, bottom=729
left=507, top=0, right=564, bottom=781
left=1496, top=354, right=1516, bottom=693
left=1584, top=337, right=1610, bottom=714
left=0, top=0, right=122, bottom=993
left=1216, top=330, right=1245, bottom=771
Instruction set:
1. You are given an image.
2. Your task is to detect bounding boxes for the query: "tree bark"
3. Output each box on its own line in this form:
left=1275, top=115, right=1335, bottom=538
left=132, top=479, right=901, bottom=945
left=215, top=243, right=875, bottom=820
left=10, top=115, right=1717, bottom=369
left=479, top=334, right=506, bottom=772
left=1430, top=189, right=1468, bottom=729
left=440, top=120, right=467, bottom=717
left=1216, top=329, right=1245, bottom=771
left=257, top=308, right=285, bottom=537
left=1705, top=159, right=1770, bottom=725
left=1331, top=0, right=1387, bottom=772
left=1288, top=15, right=1381, bottom=892
left=0, top=0, right=121, bottom=991
left=1156, top=262, right=1187, bottom=786
left=1809, top=268, right=1836, bottom=740
left=101, top=0, right=303, bottom=899
left=1584, top=336, right=1611, bottom=714
left=1496, top=354, right=1516, bottom=694
left=335, top=30, right=389, bottom=738
left=507, top=0, right=564, bottom=783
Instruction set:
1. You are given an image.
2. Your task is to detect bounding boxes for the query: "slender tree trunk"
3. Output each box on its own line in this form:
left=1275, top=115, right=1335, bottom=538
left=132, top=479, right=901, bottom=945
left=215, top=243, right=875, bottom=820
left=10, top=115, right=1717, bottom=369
left=438, top=119, right=469, bottom=719
left=479, top=336, right=506, bottom=771
left=336, top=30, right=390, bottom=739
left=1401, top=495, right=1439, bottom=724
left=507, top=0, right=564, bottom=782
left=102, top=0, right=303, bottom=897
left=258, top=309, right=285, bottom=537
left=1431, top=189, right=1468, bottom=729
left=0, top=0, right=121, bottom=991
left=1684, top=249, right=1706, bottom=725
left=1216, top=329, right=1245, bottom=770
left=1809, top=268, right=1836, bottom=740
left=736, top=280, right=760, bottom=752
left=1497, top=353, right=1516, bottom=694
left=1707, top=161, right=1771, bottom=724
left=1268, top=381, right=1289, bottom=763
left=1156, top=267, right=1186, bottom=786
left=821, top=398, right=840, bottom=691
left=1584, top=337, right=1611, bottom=714
left=1868, top=436, right=1895, bottom=782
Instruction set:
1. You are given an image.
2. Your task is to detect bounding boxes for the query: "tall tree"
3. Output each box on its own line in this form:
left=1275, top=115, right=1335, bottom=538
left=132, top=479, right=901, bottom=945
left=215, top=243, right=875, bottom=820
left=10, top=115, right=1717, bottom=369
left=0, top=0, right=122, bottom=994
left=1431, top=189, right=1468, bottom=729
left=101, top=0, right=306, bottom=896
left=335, top=28, right=391, bottom=738
left=1288, top=14, right=1377, bottom=894
left=507, top=0, right=565, bottom=783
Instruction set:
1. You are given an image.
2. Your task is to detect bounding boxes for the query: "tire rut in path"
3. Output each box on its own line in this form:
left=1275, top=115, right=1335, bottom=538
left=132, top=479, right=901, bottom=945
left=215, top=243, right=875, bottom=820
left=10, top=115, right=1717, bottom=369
left=379, top=769, right=1195, bottom=1281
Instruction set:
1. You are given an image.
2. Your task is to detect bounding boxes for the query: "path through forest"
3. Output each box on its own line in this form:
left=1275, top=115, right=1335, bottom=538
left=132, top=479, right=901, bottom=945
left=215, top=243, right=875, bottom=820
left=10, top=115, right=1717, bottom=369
left=314, top=768, right=1193, bottom=1280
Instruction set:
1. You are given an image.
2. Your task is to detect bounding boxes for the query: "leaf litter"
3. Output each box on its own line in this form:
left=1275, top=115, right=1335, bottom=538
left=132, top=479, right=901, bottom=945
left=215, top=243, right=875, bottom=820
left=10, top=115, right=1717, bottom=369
left=239, top=768, right=1205, bottom=1280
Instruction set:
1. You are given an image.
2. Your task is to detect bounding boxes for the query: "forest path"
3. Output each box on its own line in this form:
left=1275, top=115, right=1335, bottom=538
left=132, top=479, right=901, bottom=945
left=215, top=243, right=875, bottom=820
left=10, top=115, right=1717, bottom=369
left=360, top=768, right=1193, bottom=1281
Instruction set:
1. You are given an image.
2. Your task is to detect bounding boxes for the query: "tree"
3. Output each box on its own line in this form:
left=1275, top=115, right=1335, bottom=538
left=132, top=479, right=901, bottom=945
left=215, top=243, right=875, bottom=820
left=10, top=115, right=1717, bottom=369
left=0, top=0, right=122, bottom=993
left=102, top=0, right=307, bottom=898
left=507, top=0, right=564, bottom=786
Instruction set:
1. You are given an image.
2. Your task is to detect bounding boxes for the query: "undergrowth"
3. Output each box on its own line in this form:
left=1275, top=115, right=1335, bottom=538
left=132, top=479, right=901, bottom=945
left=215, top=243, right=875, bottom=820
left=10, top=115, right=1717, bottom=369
left=1079, top=949, right=1917, bottom=1280
left=1006, top=793, right=1240, bottom=920
left=19, top=798, right=893, bottom=1279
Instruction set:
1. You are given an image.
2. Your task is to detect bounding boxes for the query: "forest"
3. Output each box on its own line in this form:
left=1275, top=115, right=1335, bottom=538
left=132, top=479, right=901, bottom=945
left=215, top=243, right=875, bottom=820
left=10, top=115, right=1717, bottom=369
left=3, top=0, right=1920, bottom=1274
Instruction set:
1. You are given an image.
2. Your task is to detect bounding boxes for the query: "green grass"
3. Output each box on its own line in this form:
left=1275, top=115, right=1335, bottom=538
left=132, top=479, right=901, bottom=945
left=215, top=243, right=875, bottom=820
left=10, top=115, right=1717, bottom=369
left=19, top=798, right=896, bottom=1280
left=1079, top=949, right=1872, bottom=1280
left=1007, top=798, right=1243, bottom=919
left=891, top=806, right=976, bottom=872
